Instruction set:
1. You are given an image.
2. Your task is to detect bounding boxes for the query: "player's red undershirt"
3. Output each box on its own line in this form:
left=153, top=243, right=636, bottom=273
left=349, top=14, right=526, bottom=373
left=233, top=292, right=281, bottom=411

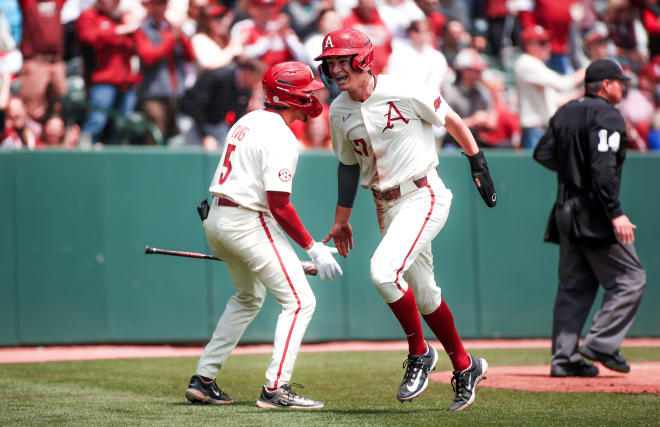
left=266, top=190, right=314, bottom=249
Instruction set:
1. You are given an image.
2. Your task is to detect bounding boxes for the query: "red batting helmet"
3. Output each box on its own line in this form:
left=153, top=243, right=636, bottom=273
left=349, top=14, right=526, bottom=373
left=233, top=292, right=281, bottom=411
left=314, top=28, right=374, bottom=85
left=262, top=62, right=325, bottom=117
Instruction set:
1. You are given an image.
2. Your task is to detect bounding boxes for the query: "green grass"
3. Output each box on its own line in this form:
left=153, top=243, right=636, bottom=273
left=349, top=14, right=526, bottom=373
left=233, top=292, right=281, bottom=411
left=1, top=347, right=659, bottom=426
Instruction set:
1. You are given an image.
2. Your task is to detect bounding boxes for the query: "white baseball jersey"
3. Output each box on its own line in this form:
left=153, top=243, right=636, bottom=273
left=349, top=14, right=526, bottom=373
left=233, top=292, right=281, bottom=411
left=329, top=74, right=450, bottom=192
left=209, top=109, right=299, bottom=212
left=199, top=108, right=316, bottom=389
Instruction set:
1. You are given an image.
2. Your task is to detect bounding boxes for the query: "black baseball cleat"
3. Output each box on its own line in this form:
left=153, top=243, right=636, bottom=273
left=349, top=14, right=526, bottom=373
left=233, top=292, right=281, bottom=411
left=448, top=354, right=488, bottom=411
left=256, top=383, right=324, bottom=409
left=550, top=360, right=599, bottom=377
left=397, top=341, right=438, bottom=402
left=578, top=345, right=630, bottom=373
left=185, top=375, right=234, bottom=405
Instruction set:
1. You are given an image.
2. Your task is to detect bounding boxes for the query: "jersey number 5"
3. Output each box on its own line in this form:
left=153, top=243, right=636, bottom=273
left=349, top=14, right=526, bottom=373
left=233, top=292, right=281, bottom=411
left=219, top=126, right=249, bottom=184
left=219, top=144, right=236, bottom=184
left=597, top=129, right=620, bottom=153
left=352, top=138, right=369, bottom=156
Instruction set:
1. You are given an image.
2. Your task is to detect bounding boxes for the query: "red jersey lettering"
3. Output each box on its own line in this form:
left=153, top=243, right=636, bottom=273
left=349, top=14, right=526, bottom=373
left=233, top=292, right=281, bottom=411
left=383, top=102, right=409, bottom=133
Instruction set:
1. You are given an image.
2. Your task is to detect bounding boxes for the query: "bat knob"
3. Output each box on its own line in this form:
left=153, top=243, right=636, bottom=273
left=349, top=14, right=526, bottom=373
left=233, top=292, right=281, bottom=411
left=145, top=245, right=152, bottom=254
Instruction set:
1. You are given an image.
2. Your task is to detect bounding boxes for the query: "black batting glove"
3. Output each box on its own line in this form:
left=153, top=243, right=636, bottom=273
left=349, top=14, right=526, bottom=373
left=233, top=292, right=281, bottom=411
left=465, top=151, right=497, bottom=207
left=197, top=199, right=210, bottom=222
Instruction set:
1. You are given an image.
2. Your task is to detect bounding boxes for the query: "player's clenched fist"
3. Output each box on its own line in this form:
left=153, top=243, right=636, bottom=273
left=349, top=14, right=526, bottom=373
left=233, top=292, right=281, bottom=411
left=306, top=241, right=343, bottom=281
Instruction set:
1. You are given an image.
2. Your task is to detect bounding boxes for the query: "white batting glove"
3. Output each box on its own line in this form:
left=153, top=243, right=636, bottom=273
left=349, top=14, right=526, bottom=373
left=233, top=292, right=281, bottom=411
left=306, top=241, right=343, bottom=281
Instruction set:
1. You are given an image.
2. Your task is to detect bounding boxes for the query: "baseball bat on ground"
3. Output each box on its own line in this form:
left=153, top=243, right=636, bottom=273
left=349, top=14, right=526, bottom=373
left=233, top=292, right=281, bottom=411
left=144, top=245, right=318, bottom=276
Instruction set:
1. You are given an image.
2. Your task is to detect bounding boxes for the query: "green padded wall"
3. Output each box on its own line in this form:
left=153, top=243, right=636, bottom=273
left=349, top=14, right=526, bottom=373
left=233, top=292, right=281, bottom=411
left=13, top=151, right=108, bottom=344
left=0, top=153, right=17, bottom=345
left=102, top=149, right=210, bottom=342
left=476, top=151, right=559, bottom=338
left=1, top=149, right=658, bottom=346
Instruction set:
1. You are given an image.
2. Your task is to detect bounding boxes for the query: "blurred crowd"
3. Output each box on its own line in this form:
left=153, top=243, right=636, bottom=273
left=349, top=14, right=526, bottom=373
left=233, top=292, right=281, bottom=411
left=2, top=0, right=660, bottom=151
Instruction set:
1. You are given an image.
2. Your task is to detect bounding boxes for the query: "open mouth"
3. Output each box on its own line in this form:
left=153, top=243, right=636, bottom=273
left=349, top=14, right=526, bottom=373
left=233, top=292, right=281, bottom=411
left=335, top=75, right=348, bottom=83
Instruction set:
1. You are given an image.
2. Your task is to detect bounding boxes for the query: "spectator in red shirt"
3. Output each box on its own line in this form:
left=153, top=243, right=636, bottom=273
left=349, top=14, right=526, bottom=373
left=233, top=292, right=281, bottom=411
left=230, top=0, right=308, bottom=67
left=17, top=0, right=68, bottom=121
left=135, top=0, right=196, bottom=145
left=519, top=0, right=575, bottom=74
left=480, top=71, right=521, bottom=148
left=342, top=0, right=393, bottom=74
left=77, top=0, right=142, bottom=144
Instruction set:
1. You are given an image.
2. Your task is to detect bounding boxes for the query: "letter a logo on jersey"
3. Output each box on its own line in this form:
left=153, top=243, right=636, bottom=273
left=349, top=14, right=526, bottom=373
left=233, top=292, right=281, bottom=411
left=324, top=36, right=333, bottom=50
left=383, top=102, right=409, bottom=133
left=434, top=96, right=442, bottom=112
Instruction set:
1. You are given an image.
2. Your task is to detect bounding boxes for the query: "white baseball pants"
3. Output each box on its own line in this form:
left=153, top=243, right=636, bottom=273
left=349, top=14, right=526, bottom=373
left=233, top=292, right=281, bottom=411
left=370, top=169, right=452, bottom=314
left=196, top=200, right=316, bottom=388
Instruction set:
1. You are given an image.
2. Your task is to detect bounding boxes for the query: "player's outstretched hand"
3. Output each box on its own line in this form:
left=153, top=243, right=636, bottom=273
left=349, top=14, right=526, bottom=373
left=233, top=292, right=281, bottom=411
left=306, top=241, right=343, bottom=281
left=323, top=222, right=353, bottom=257
left=466, top=151, right=497, bottom=207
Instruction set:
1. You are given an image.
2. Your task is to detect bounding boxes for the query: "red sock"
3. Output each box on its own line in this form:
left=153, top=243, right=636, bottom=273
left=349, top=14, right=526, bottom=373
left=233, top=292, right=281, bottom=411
left=200, top=376, right=213, bottom=383
left=388, top=287, right=427, bottom=356
left=422, top=300, right=470, bottom=371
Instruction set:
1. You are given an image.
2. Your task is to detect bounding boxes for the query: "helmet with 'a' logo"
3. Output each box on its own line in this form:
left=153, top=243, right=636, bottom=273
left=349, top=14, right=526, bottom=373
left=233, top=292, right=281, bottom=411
left=262, top=61, right=325, bottom=117
left=314, top=28, right=374, bottom=85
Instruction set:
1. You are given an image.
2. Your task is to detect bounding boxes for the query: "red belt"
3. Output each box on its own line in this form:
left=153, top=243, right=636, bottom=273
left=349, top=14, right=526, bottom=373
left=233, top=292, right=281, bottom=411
left=217, top=198, right=239, bottom=207
left=372, top=176, right=428, bottom=201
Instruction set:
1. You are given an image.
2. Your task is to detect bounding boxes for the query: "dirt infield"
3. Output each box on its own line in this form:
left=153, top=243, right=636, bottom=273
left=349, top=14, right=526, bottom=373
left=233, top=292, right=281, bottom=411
left=2, top=338, right=659, bottom=394
left=430, top=362, right=660, bottom=394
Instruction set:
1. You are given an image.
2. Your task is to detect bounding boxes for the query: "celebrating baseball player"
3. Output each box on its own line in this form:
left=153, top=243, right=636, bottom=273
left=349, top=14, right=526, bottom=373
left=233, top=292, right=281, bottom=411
left=185, top=61, right=342, bottom=409
left=316, top=28, right=496, bottom=411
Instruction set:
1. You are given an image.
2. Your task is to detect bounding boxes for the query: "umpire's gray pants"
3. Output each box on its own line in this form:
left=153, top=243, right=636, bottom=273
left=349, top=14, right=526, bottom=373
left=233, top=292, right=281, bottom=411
left=551, top=216, right=646, bottom=367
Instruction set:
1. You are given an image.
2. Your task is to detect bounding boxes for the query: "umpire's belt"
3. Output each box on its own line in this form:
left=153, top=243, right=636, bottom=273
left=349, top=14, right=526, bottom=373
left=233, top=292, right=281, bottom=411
left=216, top=197, right=239, bottom=207
left=372, top=176, right=428, bottom=201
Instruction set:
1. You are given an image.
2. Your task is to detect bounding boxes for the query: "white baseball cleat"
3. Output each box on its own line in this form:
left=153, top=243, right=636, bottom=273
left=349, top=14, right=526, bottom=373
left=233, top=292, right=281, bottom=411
left=256, top=383, right=324, bottom=409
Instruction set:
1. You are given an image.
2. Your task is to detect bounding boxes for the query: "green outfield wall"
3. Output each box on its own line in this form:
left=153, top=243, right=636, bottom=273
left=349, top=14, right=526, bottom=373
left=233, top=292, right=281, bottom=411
left=1, top=149, right=658, bottom=346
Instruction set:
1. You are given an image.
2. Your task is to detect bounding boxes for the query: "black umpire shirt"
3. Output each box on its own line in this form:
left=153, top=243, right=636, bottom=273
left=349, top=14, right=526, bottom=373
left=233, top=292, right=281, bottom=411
left=533, top=93, right=627, bottom=245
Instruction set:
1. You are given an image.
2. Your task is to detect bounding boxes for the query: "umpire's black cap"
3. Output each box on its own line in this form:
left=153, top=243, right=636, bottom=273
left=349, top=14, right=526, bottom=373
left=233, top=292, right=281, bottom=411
left=585, top=59, right=631, bottom=83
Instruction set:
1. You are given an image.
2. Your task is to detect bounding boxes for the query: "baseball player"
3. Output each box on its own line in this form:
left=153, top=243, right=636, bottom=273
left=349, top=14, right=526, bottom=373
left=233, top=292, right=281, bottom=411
left=316, top=28, right=496, bottom=411
left=185, top=61, right=342, bottom=409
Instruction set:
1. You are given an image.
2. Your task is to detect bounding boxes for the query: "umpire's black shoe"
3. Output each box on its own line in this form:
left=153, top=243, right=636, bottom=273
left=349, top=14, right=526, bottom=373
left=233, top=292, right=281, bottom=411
left=448, top=354, right=488, bottom=411
left=578, top=346, right=631, bottom=373
left=550, top=360, right=599, bottom=377
left=397, top=341, right=438, bottom=402
left=185, top=375, right=234, bottom=405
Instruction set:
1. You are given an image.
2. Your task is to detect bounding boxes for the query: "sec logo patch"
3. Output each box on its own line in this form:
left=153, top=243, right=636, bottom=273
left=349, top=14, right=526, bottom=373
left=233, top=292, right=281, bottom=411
left=278, top=169, right=292, bottom=182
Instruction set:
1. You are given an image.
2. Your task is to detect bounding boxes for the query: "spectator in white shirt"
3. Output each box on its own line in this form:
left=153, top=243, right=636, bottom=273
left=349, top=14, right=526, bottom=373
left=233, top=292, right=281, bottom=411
left=191, top=5, right=243, bottom=72
left=378, top=0, right=425, bottom=42
left=386, top=19, right=448, bottom=91
left=514, top=25, right=584, bottom=148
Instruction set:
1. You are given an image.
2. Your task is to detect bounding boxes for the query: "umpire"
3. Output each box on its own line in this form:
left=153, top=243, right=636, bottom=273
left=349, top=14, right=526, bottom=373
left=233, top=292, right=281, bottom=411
left=534, top=59, right=646, bottom=377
